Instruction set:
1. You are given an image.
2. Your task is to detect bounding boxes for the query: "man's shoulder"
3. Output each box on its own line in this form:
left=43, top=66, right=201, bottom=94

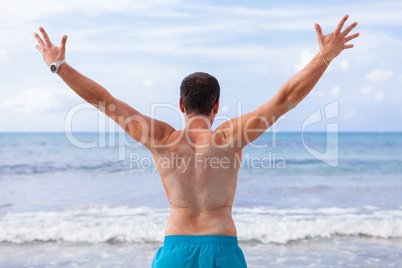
left=150, top=128, right=241, bottom=155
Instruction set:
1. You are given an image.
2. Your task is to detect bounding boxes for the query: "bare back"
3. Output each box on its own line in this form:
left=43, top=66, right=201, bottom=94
left=152, top=128, right=242, bottom=236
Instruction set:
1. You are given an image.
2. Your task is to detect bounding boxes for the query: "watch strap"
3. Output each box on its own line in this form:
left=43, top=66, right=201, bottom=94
left=50, top=59, right=66, bottom=73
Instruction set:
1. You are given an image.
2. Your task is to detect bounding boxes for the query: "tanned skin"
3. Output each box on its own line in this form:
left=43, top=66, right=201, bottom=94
left=35, top=15, right=359, bottom=236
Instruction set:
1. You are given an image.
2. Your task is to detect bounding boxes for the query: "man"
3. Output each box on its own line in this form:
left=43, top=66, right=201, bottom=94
left=34, top=15, right=359, bottom=267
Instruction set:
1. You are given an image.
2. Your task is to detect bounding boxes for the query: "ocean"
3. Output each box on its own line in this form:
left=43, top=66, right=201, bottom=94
left=0, top=132, right=401, bottom=267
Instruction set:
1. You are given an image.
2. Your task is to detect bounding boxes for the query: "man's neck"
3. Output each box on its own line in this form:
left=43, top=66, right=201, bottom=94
left=185, top=114, right=213, bottom=130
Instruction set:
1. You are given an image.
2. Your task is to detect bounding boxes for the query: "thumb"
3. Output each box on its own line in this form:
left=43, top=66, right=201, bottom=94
left=314, top=23, right=324, bottom=39
left=60, top=35, right=68, bottom=50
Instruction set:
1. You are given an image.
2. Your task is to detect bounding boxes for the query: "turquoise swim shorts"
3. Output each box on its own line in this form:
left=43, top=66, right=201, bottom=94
left=152, top=235, right=247, bottom=268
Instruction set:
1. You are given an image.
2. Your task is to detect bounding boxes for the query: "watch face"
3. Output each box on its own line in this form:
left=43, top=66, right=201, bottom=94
left=50, top=65, right=57, bottom=72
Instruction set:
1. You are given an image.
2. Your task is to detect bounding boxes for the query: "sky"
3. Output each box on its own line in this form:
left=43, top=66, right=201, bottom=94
left=0, top=0, right=401, bottom=132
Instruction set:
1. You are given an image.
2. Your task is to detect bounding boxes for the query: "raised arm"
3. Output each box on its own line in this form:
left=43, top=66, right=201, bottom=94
left=216, top=15, right=359, bottom=148
left=34, top=27, right=175, bottom=149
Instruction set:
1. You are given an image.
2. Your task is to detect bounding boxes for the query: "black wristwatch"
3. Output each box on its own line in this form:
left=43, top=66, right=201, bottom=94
left=50, top=59, right=66, bottom=74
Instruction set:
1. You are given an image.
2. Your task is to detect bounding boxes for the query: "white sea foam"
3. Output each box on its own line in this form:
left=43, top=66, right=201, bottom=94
left=234, top=207, right=402, bottom=243
left=0, top=206, right=401, bottom=244
left=0, top=206, right=168, bottom=244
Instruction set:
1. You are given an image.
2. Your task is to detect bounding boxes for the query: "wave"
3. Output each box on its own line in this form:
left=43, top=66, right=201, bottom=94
left=0, top=161, right=134, bottom=176
left=234, top=206, right=402, bottom=243
left=0, top=206, right=401, bottom=244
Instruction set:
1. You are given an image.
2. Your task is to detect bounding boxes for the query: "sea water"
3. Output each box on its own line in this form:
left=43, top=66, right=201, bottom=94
left=0, top=132, right=401, bottom=267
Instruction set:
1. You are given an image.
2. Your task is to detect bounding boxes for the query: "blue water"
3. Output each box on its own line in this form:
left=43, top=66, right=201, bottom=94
left=0, top=132, right=402, bottom=267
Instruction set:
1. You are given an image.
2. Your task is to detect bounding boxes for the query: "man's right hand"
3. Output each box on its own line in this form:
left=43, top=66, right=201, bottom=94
left=33, top=27, right=176, bottom=150
left=314, top=15, right=360, bottom=65
left=34, top=27, right=67, bottom=66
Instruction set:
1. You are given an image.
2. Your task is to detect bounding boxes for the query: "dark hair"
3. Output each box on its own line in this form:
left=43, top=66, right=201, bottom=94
left=180, top=72, right=220, bottom=116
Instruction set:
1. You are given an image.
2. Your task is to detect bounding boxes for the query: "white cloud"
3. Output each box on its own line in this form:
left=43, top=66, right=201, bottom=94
left=294, top=49, right=314, bottom=72
left=339, top=60, right=349, bottom=70
left=69, top=31, right=294, bottom=60
left=0, top=88, right=76, bottom=113
left=2, top=0, right=402, bottom=52
left=0, top=1, right=186, bottom=22
left=342, top=109, right=356, bottom=119
left=143, top=78, right=155, bottom=88
left=360, top=87, right=373, bottom=95
left=312, top=90, right=326, bottom=97
left=310, top=90, right=326, bottom=97
left=374, top=91, right=384, bottom=100
left=220, top=105, right=229, bottom=113
left=1, top=0, right=402, bottom=132
left=0, top=48, right=9, bottom=62
left=366, top=69, right=394, bottom=82
left=330, top=86, right=340, bottom=97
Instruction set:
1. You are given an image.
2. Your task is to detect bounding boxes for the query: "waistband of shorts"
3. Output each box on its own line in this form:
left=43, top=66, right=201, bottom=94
left=164, top=235, right=238, bottom=246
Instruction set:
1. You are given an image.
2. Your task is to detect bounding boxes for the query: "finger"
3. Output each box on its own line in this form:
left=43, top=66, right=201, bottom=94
left=344, top=44, right=354, bottom=49
left=34, top=32, right=45, bottom=48
left=39, top=27, right=52, bottom=45
left=314, top=23, right=324, bottom=39
left=342, top=21, right=358, bottom=37
left=335, top=14, right=349, bottom=33
left=344, top=32, right=360, bottom=43
left=35, top=44, right=42, bottom=52
left=60, top=35, right=68, bottom=50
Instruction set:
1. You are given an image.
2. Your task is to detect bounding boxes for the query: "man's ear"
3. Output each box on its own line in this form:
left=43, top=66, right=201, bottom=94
left=213, top=99, right=220, bottom=114
left=179, top=98, right=186, bottom=113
